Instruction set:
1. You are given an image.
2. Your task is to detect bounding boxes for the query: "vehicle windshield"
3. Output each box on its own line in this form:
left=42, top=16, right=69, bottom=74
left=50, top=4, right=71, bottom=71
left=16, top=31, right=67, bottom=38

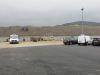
left=10, top=35, right=18, bottom=39
left=64, top=36, right=78, bottom=40
left=93, top=38, right=100, bottom=41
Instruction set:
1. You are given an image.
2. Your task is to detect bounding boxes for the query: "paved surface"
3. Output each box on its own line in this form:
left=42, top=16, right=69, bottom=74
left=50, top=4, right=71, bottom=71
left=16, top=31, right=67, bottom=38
left=0, top=45, right=100, bottom=75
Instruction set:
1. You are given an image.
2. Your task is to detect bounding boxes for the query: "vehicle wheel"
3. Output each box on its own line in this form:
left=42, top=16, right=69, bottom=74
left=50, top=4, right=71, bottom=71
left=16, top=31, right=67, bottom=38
left=64, top=43, right=67, bottom=45
left=10, top=42, right=12, bottom=44
left=85, top=42, right=88, bottom=45
left=92, top=43, right=96, bottom=46
left=17, top=42, right=19, bottom=44
left=69, top=42, right=72, bottom=45
left=67, top=43, right=70, bottom=45
left=78, top=43, right=80, bottom=45
left=64, top=43, right=66, bottom=45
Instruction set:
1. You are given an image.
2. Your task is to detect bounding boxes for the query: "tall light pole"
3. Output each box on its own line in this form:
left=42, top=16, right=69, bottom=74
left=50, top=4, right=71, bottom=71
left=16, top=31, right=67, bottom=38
left=81, top=8, right=84, bottom=34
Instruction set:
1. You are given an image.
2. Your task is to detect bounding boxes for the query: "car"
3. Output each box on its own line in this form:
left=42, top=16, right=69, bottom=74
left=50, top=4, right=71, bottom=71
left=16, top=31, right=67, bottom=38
left=92, top=38, right=100, bottom=46
left=9, top=34, right=19, bottom=44
left=63, top=36, right=78, bottom=45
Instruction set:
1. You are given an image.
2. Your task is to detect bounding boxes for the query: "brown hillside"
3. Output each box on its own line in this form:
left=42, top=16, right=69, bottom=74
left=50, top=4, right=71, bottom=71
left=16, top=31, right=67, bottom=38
left=0, top=26, right=100, bottom=37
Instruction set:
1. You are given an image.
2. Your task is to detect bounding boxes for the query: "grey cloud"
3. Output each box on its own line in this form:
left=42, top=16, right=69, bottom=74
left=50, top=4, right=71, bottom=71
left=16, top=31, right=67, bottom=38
left=0, top=0, right=100, bottom=26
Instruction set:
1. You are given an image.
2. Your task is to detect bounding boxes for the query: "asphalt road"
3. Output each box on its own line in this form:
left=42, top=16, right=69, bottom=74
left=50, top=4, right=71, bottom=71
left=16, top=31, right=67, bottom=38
left=0, top=45, right=100, bottom=75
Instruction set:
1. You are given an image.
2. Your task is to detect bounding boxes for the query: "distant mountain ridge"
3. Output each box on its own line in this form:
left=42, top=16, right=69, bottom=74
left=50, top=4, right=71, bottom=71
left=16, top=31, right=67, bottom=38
left=60, top=21, right=100, bottom=26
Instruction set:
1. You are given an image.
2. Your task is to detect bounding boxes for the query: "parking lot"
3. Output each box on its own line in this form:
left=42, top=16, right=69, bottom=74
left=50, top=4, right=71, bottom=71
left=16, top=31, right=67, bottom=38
left=0, top=45, right=100, bottom=75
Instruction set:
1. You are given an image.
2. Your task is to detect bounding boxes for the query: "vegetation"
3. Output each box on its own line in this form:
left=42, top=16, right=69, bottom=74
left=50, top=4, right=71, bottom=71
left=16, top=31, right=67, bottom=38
left=0, top=21, right=100, bottom=37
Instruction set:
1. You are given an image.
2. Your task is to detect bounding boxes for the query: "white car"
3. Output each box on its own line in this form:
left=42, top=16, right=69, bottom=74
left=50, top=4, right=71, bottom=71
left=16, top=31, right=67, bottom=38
left=9, top=34, right=19, bottom=44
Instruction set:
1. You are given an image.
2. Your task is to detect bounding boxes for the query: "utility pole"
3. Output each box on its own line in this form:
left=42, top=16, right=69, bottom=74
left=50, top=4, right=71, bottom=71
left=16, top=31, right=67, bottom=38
left=81, top=8, right=84, bottom=34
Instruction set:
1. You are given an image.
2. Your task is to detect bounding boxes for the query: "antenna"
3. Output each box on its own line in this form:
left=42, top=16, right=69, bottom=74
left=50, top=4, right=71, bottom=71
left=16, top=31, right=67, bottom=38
left=81, top=8, right=84, bottom=34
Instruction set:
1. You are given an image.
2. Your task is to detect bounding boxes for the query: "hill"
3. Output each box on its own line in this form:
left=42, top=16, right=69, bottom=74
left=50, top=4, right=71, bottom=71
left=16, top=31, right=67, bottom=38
left=0, top=21, right=100, bottom=36
left=0, top=25, right=100, bottom=37
left=60, top=21, right=100, bottom=26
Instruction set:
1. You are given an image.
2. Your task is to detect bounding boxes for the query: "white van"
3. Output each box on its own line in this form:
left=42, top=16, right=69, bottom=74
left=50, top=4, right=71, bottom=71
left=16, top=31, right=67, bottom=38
left=78, top=34, right=92, bottom=45
left=9, top=34, right=19, bottom=44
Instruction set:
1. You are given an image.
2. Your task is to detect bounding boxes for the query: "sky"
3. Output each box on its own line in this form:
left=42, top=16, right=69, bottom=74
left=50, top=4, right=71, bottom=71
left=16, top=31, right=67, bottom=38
left=0, top=0, right=100, bottom=26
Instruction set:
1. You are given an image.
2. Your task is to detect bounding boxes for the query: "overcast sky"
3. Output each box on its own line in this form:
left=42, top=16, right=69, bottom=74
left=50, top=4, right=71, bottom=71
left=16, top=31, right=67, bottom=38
left=0, top=0, right=100, bottom=26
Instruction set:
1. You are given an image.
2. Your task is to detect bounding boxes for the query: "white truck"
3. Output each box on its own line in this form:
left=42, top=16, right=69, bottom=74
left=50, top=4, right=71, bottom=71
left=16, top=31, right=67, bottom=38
left=9, top=34, right=19, bottom=44
left=78, top=34, right=92, bottom=45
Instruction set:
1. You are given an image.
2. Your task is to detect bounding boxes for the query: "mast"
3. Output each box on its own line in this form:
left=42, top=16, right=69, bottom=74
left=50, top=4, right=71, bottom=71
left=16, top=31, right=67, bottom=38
left=81, top=8, right=84, bottom=34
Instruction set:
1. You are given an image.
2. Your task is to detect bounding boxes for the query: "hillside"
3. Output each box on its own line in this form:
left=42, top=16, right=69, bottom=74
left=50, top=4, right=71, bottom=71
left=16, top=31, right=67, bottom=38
left=60, top=21, right=100, bottom=26
left=0, top=25, right=100, bottom=36
left=0, top=21, right=100, bottom=36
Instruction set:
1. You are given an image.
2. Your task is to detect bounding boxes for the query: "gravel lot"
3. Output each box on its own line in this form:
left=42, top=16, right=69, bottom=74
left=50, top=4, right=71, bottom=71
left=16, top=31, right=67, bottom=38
left=0, top=41, right=62, bottom=48
left=0, top=45, right=100, bottom=75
